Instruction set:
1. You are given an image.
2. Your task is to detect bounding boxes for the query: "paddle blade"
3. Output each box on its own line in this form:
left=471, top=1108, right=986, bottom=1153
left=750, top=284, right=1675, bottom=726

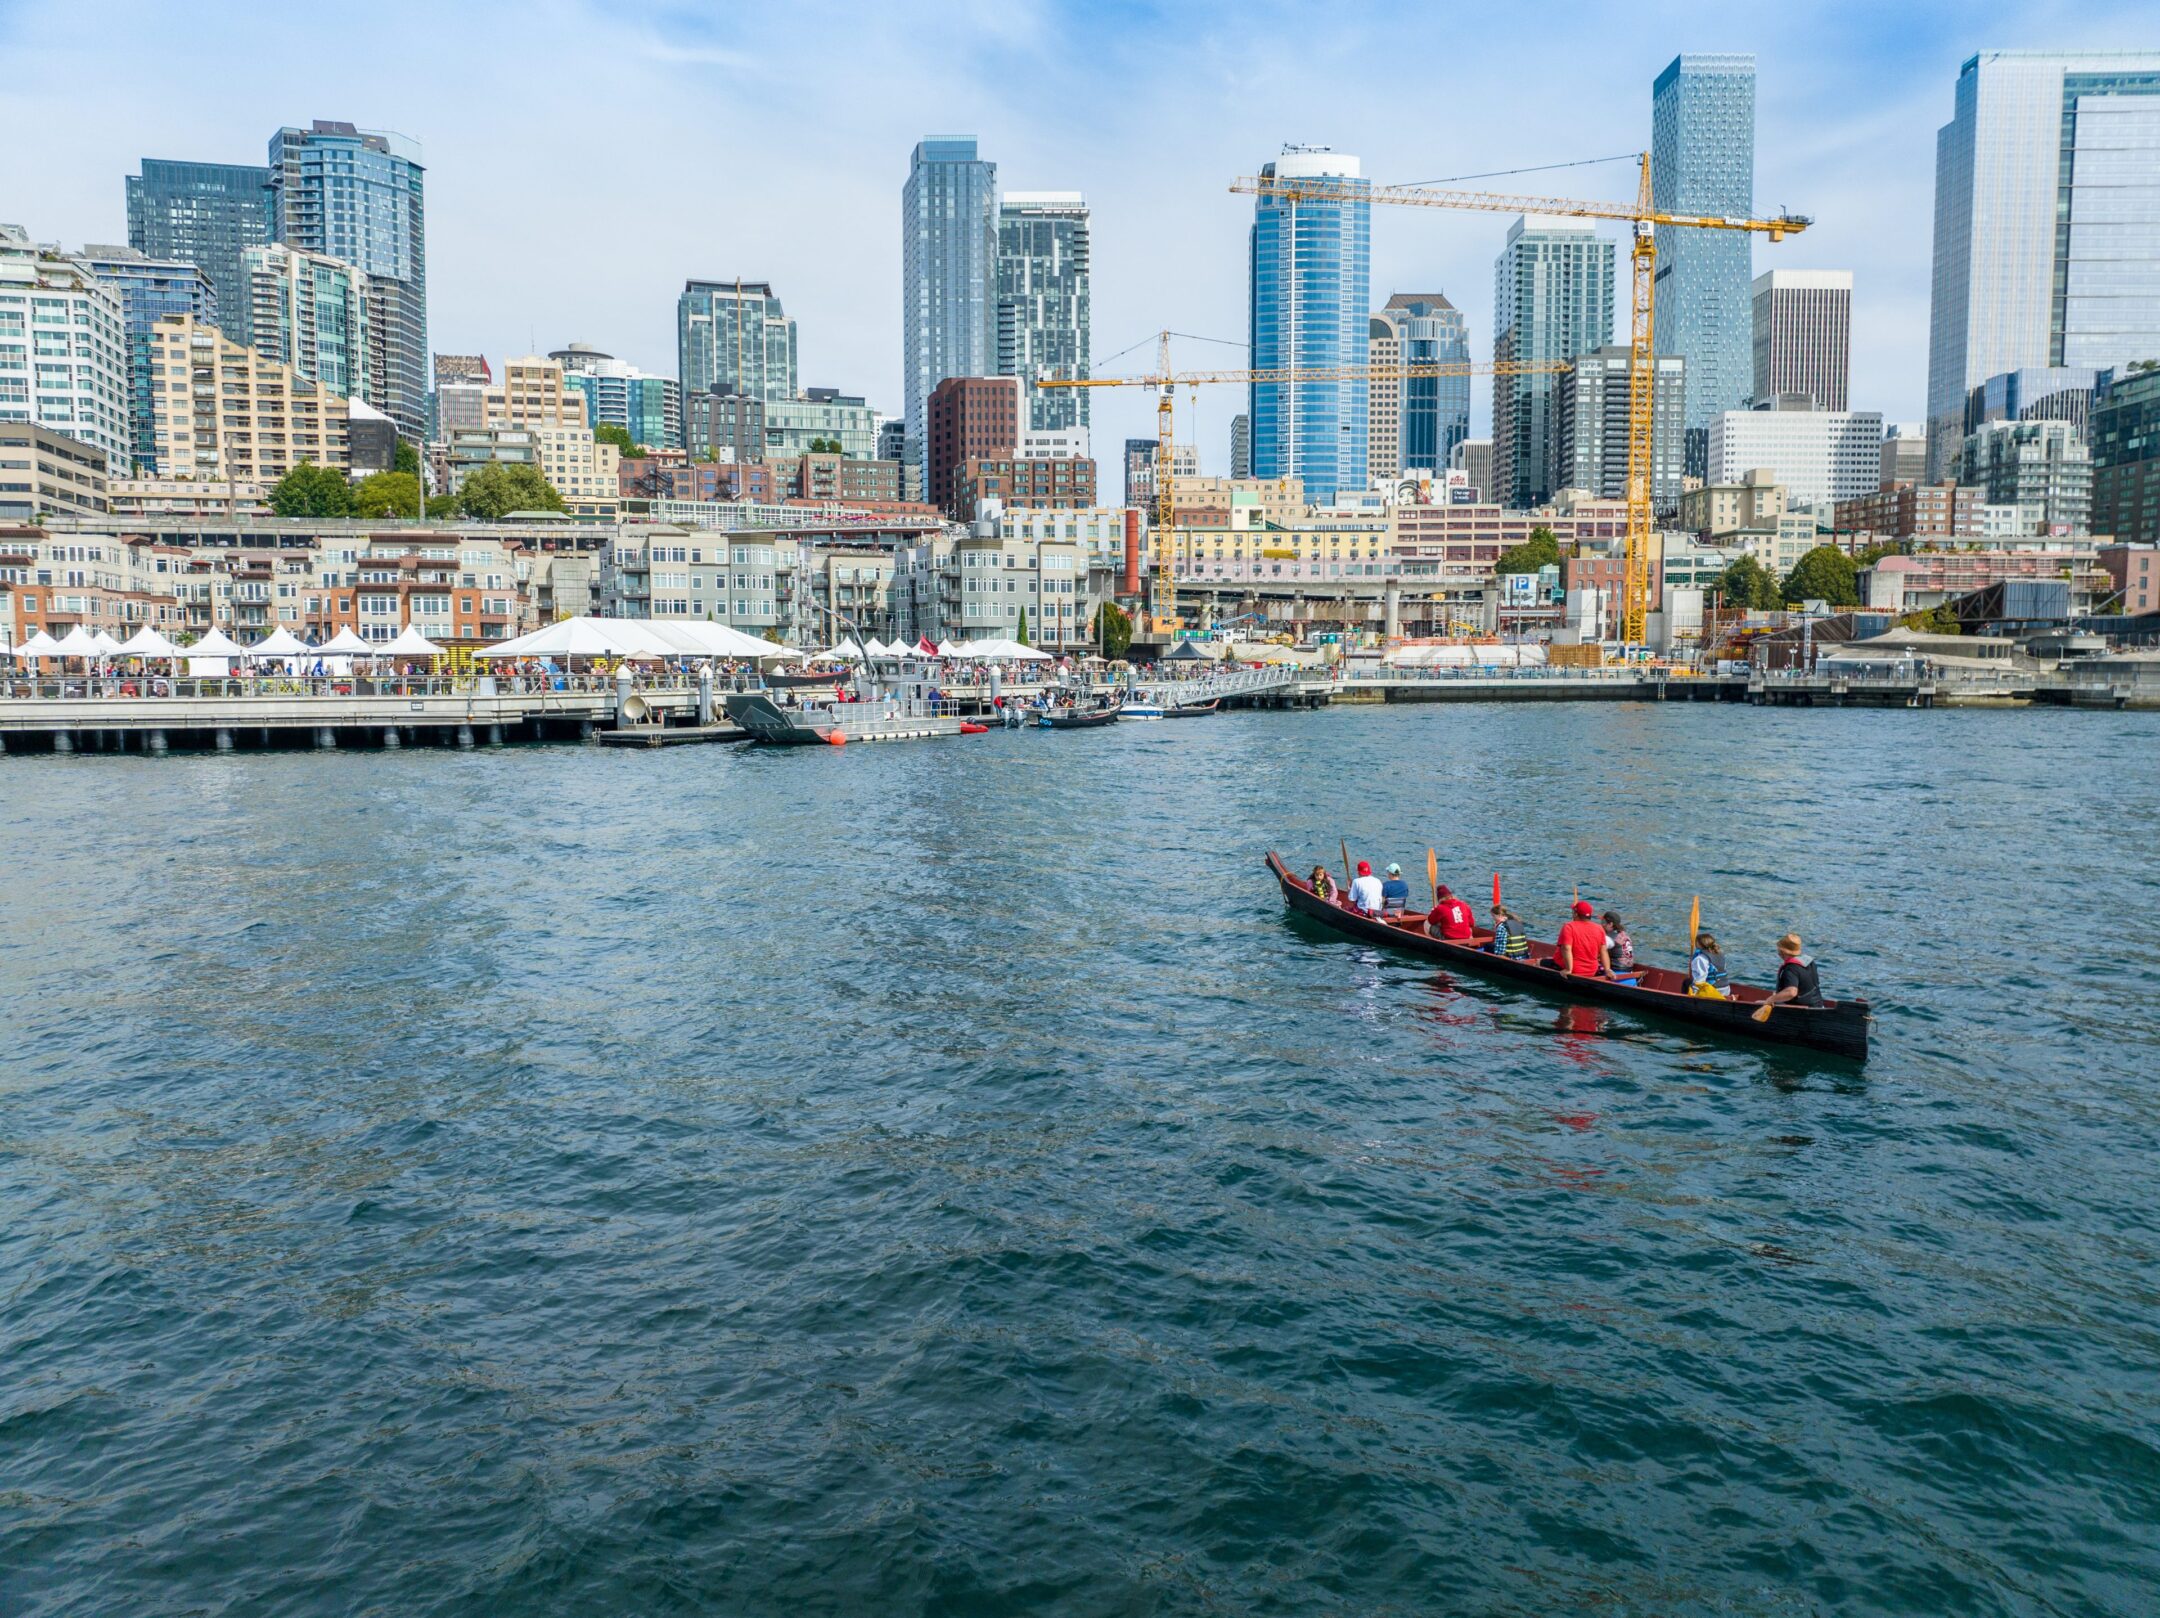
left=1688, top=895, right=1700, bottom=951
left=1752, top=1002, right=1774, bottom=1023
left=1427, top=847, right=1439, bottom=900
left=1493, top=872, right=1501, bottom=909
left=1340, top=839, right=1352, bottom=888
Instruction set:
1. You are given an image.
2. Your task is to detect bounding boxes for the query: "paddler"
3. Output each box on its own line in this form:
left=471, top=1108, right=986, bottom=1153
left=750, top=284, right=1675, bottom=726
left=1553, top=899, right=1613, bottom=978
left=1688, top=931, right=1730, bottom=998
left=1349, top=860, right=1386, bottom=916
left=1379, top=862, right=1412, bottom=916
left=1427, top=884, right=1477, bottom=941
left=1764, top=934, right=1827, bottom=1009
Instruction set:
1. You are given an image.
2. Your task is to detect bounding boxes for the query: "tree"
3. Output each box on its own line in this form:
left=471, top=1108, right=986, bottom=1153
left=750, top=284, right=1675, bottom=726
left=1093, top=601, right=1133, bottom=660
left=271, top=461, right=354, bottom=518
left=350, top=471, right=421, bottom=519
left=1717, top=553, right=1783, bottom=612
left=1900, top=604, right=1960, bottom=634
left=1495, top=525, right=1560, bottom=578
left=393, top=437, right=421, bottom=476
left=594, top=423, right=641, bottom=458
left=807, top=436, right=843, bottom=455
left=1016, top=607, right=1030, bottom=646
left=1781, top=544, right=1860, bottom=607
left=1851, top=539, right=1903, bottom=569
left=425, top=493, right=459, bottom=519
left=457, top=463, right=565, bottom=520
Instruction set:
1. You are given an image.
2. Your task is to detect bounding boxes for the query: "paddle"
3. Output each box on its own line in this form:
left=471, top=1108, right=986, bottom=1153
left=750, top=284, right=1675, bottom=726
left=1752, top=999, right=1776, bottom=1023
left=1340, top=839, right=1353, bottom=906
left=1427, top=847, right=1440, bottom=907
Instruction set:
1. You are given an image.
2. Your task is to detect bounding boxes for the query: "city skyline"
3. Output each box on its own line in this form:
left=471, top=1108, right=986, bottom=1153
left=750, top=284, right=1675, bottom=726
left=3, top=0, right=2157, bottom=481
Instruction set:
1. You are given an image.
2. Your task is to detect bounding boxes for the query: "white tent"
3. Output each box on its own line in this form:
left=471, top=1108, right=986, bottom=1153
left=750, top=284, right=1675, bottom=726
left=705, top=624, right=792, bottom=660
left=13, top=629, right=62, bottom=660
left=188, top=627, right=246, bottom=657
left=383, top=624, right=445, bottom=657
left=475, top=616, right=641, bottom=660
left=316, top=628, right=373, bottom=655
left=954, top=637, right=1053, bottom=662
left=936, top=640, right=959, bottom=658
left=90, top=629, right=125, bottom=655
left=116, top=626, right=182, bottom=658
left=808, top=639, right=867, bottom=664
left=249, top=627, right=312, bottom=657
left=52, top=625, right=105, bottom=658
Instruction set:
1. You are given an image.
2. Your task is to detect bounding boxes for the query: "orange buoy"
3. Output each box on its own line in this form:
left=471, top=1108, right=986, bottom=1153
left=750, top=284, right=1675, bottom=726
left=827, top=730, right=847, bottom=746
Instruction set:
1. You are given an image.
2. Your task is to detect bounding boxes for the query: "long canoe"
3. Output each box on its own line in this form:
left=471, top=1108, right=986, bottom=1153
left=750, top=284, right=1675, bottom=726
left=1265, top=851, right=1870, bottom=1060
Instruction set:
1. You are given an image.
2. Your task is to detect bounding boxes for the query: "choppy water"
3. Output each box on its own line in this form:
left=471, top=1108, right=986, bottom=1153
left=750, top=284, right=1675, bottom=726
left=3, top=704, right=2156, bottom=1616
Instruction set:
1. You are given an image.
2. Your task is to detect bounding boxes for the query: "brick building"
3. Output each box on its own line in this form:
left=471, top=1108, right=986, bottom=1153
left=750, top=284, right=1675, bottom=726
left=927, top=376, right=1022, bottom=518
left=949, top=455, right=1096, bottom=521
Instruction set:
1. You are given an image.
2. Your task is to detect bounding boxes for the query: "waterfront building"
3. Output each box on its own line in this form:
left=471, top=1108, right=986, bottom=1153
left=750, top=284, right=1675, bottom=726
left=1881, top=423, right=1928, bottom=487
left=1833, top=480, right=1983, bottom=544
left=903, top=138, right=999, bottom=483
left=551, top=344, right=681, bottom=452
left=124, top=159, right=271, bottom=341
left=2099, top=543, right=2160, bottom=613
left=76, top=246, right=218, bottom=474
left=243, top=243, right=372, bottom=403
left=1860, top=548, right=2110, bottom=615
left=949, top=455, right=1097, bottom=521
left=1959, top=418, right=2091, bottom=535
left=927, top=375, right=1021, bottom=518
left=949, top=530, right=1087, bottom=648
left=1963, top=366, right=2098, bottom=448
left=764, top=388, right=881, bottom=461
left=1450, top=437, right=1495, bottom=503
left=1230, top=414, right=1250, bottom=480
left=1653, top=53, right=1757, bottom=475
left=995, top=505, right=1128, bottom=568
left=1707, top=400, right=1885, bottom=510
left=267, top=121, right=428, bottom=441
left=997, top=193, right=1090, bottom=433
left=1925, top=50, right=2160, bottom=479
left=1493, top=216, right=1615, bottom=507
left=1556, top=345, right=1687, bottom=510
left=1369, top=293, right=1471, bottom=484
left=677, top=281, right=798, bottom=418
left=0, top=422, right=111, bottom=520
left=0, top=227, right=130, bottom=469
left=148, top=314, right=348, bottom=481
left=2091, top=366, right=2160, bottom=544
left=1249, top=146, right=1371, bottom=503
left=1751, top=270, right=1850, bottom=411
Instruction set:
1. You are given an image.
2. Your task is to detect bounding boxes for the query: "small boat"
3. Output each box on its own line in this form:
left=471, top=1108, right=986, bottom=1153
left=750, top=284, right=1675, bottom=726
left=1165, top=697, right=1219, bottom=718
left=1038, top=698, right=1122, bottom=729
left=1264, top=851, right=1869, bottom=1060
left=1123, top=689, right=1166, bottom=720
left=959, top=721, right=989, bottom=734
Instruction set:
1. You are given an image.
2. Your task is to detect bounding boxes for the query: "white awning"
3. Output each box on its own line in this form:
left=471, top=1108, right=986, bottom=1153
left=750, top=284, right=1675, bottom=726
left=476, top=616, right=645, bottom=660
left=250, top=627, right=311, bottom=657
left=316, top=628, right=373, bottom=655
left=13, top=629, right=63, bottom=659
left=90, top=630, right=125, bottom=654
left=52, top=626, right=105, bottom=657
left=383, top=625, right=445, bottom=657
left=116, top=626, right=182, bottom=658
left=187, top=627, right=247, bottom=658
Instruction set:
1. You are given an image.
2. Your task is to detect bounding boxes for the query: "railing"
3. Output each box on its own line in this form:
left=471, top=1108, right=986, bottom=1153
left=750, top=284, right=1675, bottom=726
left=0, top=672, right=710, bottom=702
left=1336, top=664, right=1644, bottom=684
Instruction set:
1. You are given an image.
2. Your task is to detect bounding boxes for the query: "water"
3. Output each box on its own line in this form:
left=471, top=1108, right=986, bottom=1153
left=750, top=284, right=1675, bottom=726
left=3, top=704, right=2156, bottom=1617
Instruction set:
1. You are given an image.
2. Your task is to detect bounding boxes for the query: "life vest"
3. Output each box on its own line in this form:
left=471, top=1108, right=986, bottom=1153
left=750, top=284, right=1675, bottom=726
left=1497, top=923, right=1530, bottom=958
left=1691, top=948, right=1729, bottom=987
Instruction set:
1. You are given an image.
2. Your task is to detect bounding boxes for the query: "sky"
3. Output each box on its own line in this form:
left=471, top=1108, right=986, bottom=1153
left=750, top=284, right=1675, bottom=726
left=3, top=0, right=2154, bottom=495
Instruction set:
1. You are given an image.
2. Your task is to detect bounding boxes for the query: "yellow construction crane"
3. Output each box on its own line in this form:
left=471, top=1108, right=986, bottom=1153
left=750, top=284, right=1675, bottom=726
left=1042, top=337, right=1568, bottom=635
left=1231, top=156, right=1809, bottom=646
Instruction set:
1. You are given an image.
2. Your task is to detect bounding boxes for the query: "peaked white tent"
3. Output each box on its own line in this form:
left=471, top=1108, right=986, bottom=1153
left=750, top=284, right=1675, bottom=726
left=116, top=626, right=182, bottom=658
left=13, top=629, right=62, bottom=660
left=935, top=640, right=959, bottom=658
left=475, top=616, right=638, bottom=660
left=384, top=624, right=445, bottom=657
left=316, top=628, right=373, bottom=655
left=52, top=626, right=105, bottom=658
left=953, top=637, right=1053, bottom=662
left=188, top=627, right=246, bottom=657
left=250, top=627, right=312, bottom=657
left=90, top=629, right=125, bottom=654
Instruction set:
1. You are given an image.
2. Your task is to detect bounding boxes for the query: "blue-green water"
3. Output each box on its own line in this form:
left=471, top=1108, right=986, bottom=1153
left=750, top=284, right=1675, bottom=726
left=3, top=705, right=2156, bottom=1616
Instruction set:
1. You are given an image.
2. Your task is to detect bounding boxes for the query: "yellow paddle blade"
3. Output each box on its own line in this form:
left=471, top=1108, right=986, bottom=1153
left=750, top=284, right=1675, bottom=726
left=1426, top=847, right=1439, bottom=897
left=1688, top=895, right=1700, bottom=950
left=1752, top=1002, right=1775, bottom=1023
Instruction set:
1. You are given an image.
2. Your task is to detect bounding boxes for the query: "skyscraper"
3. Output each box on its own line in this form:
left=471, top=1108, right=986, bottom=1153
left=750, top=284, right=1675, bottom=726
left=551, top=344, right=681, bottom=452
left=0, top=227, right=129, bottom=468
left=1558, top=346, right=1687, bottom=509
left=244, top=243, right=372, bottom=402
left=124, top=159, right=271, bottom=339
left=1751, top=270, right=1851, bottom=410
left=267, top=121, right=427, bottom=441
left=677, top=282, right=798, bottom=420
left=1248, top=145, right=1371, bottom=503
left=1230, top=414, right=1251, bottom=479
left=1368, top=293, right=1470, bottom=482
left=1925, top=51, right=2160, bottom=479
left=997, top=193, right=1090, bottom=433
left=903, top=138, right=998, bottom=483
left=1652, top=53, right=1756, bottom=477
left=1493, top=216, right=1615, bottom=507
left=77, top=245, right=218, bottom=473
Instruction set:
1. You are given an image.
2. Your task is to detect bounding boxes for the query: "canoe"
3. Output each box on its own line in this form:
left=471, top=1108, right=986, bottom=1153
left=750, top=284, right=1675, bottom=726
left=1165, top=698, right=1219, bottom=717
left=1039, top=702, right=1122, bottom=729
left=1264, top=851, right=1870, bottom=1060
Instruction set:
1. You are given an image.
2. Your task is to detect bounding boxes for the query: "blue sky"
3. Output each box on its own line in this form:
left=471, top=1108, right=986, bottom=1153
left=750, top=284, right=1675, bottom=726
left=3, top=0, right=2154, bottom=482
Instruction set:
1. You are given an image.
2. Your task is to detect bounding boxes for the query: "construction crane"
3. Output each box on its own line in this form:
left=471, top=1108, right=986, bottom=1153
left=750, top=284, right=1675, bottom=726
left=1231, top=156, right=1810, bottom=646
left=1041, top=336, right=1569, bottom=635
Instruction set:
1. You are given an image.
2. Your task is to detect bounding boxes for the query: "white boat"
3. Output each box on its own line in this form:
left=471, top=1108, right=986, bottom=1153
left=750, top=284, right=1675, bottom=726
left=1122, top=687, right=1166, bottom=720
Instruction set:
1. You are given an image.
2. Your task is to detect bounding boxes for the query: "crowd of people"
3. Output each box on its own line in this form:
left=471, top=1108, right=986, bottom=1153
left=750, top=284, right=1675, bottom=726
left=1309, top=858, right=1826, bottom=1007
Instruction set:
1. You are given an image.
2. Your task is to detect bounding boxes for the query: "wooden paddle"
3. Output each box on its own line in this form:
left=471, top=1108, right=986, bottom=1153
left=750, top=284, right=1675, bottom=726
left=1340, top=839, right=1353, bottom=904
left=1427, top=847, right=1440, bottom=906
left=1752, top=999, right=1776, bottom=1023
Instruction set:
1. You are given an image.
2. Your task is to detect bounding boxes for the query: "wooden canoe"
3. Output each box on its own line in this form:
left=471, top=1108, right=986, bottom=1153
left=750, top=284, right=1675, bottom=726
left=1265, top=851, right=1870, bottom=1060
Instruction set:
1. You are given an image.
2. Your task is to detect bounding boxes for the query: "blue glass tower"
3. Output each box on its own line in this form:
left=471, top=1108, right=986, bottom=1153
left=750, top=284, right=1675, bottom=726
left=78, top=246, right=218, bottom=473
left=1652, top=54, right=1755, bottom=477
left=1248, top=147, right=1370, bottom=503
left=124, top=159, right=270, bottom=342
left=903, top=138, right=998, bottom=483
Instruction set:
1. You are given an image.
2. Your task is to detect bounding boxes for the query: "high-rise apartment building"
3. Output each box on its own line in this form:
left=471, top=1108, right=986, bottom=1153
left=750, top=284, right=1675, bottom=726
left=1963, top=366, right=2098, bottom=445
left=1450, top=437, right=1495, bottom=502
left=1249, top=146, right=1371, bottom=503
left=1368, top=293, right=1470, bottom=482
left=1652, top=53, right=1757, bottom=476
left=0, top=226, right=129, bottom=469
left=243, top=243, right=371, bottom=402
left=124, top=159, right=271, bottom=338
left=766, top=388, right=881, bottom=461
left=1558, top=346, right=1687, bottom=509
left=926, top=376, right=1020, bottom=518
left=267, top=121, right=427, bottom=441
left=431, top=355, right=491, bottom=441
left=76, top=246, right=217, bottom=474
left=149, top=314, right=350, bottom=480
left=550, top=344, right=681, bottom=451
left=677, top=281, right=798, bottom=419
left=1493, top=216, right=1614, bottom=507
left=1881, top=423, right=1928, bottom=487
left=903, top=139, right=999, bottom=483
left=1751, top=270, right=1850, bottom=410
left=1707, top=399, right=1885, bottom=510
left=1926, top=51, right=2160, bottom=479
left=1230, top=414, right=1251, bottom=479
left=997, top=193, right=1090, bottom=433
left=2091, top=367, right=2160, bottom=545
left=1961, top=418, right=2092, bottom=534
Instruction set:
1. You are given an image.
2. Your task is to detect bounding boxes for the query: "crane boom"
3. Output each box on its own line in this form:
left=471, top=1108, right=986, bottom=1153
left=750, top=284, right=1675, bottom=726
left=1232, top=155, right=1810, bottom=646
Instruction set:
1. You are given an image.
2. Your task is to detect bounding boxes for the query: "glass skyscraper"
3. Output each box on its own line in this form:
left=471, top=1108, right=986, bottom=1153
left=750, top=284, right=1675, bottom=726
left=123, top=159, right=270, bottom=343
left=1493, top=217, right=1615, bottom=507
left=77, top=246, right=218, bottom=473
left=1248, top=146, right=1371, bottom=503
left=677, top=281, right=799, bottom=424
left=267, top=121, right=427, bottom=440
left=1651, top=53, right=1756, bottom=477
left=1926, top=51, right=2160, bottom=480
left=903, top=138, right=998, bottom=481
left=996, top=193, right=1091, bottom=435
left=1370, top=293, right=1470, bottom=481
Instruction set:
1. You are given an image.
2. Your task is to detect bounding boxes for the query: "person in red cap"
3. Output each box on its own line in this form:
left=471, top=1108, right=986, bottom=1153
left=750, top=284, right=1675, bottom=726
left=1348, top=860, right=1385, bottom=915
left=1554, top=899, right=1614, bottom=977
left=1428, top=884, right=1477, bottom=941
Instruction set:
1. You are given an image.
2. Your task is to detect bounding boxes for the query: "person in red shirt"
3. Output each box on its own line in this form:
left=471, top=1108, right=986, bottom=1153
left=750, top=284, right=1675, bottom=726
left=1554, top=899, right=1613, bottom=978
left=1427, top=884, right=1477, bottom=941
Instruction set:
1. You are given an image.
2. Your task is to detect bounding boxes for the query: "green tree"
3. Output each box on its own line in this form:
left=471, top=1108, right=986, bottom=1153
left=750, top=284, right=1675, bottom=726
left=1900, top=604, right=1961, bottom=634
left=270, top=461, right=354, bottom=518
left=350, top=471, right=422, bottom=519
left=594, top=423, right=641, bottom=458
left=393, top=437, right=421, bottom=476
left=1851, top=539, right=1903, bottom=569
left=1495, top=524, right=1560, bottom=577
left=1717, top=553, right=1783, bottom=612
left=1781, top=544, right=1860, bottom=607
left=425, top=493, right=460, bottom=519
left=1093, top=601, right=1134, bottom=660
left=1016, top=607, right=1030, bottom=646
left=807, top=436, right=843, bottom=455
left=457, top=463, right=565, bottom=520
